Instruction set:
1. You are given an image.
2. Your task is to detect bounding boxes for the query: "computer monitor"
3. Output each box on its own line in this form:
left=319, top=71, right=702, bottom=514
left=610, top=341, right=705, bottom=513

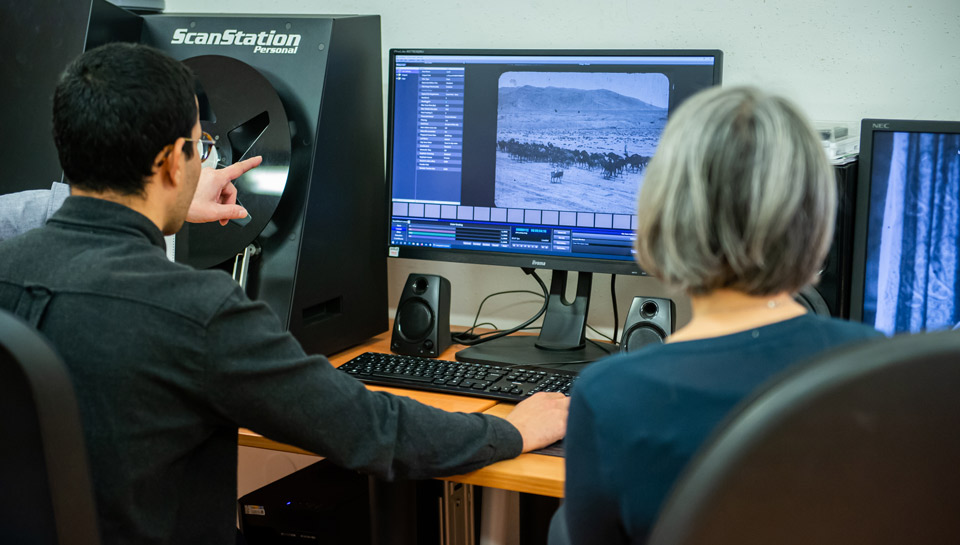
left=387, top=49, right=723, bottom=366
left=850, top=119, right=960, bottom=335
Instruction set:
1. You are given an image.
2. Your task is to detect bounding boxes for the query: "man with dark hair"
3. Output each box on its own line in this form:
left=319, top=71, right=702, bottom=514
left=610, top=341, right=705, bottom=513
left=54, top=43, right=200, bottom=198
left=0, top=42, right=568, bottom=545
left=0, top=43, right=255, bottom=241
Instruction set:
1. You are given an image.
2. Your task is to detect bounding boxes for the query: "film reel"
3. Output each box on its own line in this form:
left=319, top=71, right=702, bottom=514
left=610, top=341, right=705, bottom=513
left=176, top=55, right=292, bottom=269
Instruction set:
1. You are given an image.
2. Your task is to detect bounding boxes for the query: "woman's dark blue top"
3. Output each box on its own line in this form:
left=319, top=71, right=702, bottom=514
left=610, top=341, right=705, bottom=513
left=549, top=313, right=882, bottom=544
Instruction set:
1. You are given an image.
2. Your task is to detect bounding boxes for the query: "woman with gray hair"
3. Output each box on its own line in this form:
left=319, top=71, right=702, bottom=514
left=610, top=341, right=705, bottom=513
left=548, top=86, right=882, bottom=545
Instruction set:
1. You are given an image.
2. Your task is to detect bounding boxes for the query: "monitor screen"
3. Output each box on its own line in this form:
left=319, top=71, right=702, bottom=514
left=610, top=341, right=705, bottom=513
left=386, top=49, right=723, bottom=275
left=851, top=119, right=960, bottom=335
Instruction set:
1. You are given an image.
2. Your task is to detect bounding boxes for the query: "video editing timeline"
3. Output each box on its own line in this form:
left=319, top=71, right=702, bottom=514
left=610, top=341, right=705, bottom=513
left=391, top=202, right=636, bottom=259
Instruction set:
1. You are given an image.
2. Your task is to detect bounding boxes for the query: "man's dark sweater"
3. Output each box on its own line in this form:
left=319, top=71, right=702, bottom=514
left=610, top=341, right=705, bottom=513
left=0, top=197, right=522, bottom=545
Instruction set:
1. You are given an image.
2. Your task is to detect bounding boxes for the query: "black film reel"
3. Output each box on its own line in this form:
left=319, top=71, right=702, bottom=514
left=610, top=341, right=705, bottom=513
left=177, top=55, right=292, bottom=269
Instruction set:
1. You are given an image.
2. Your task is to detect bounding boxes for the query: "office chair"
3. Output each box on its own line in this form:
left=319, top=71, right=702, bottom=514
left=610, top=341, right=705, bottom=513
left=0, top=309, right=100, bottom=545
left=648, top=330, right=960, bottom=545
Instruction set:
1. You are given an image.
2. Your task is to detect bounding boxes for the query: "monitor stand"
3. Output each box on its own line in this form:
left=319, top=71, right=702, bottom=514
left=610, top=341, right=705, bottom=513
left=454, top=270, right=614, bottom=372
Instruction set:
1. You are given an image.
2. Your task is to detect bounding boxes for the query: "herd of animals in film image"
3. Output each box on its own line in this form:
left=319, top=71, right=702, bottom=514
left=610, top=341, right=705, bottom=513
left=494, top=71, right=669, bottom=215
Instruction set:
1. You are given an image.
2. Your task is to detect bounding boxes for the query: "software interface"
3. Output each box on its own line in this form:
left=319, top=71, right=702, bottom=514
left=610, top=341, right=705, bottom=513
left=388, top=52, right=719, bottom=265
left=862, top=128, right=960, bottom=334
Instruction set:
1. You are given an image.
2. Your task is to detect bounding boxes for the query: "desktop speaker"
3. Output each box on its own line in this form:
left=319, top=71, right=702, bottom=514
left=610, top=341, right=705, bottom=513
left=391, top=274, right=452, bottom=358
left=620, top=296, right=676, bottom=353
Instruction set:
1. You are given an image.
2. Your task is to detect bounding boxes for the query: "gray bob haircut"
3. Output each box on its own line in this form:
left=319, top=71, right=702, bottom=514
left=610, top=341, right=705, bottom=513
left=634, top=86, right=836, bottom=296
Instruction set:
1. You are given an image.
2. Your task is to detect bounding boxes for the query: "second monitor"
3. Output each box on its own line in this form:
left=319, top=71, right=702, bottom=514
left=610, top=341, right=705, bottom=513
left=386, top=49, right=723, bottom=366
left=850, top=118, right=960, bottom=335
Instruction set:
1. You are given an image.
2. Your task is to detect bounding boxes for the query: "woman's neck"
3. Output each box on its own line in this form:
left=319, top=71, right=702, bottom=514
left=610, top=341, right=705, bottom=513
left=667, top=288, right=808, bottom=343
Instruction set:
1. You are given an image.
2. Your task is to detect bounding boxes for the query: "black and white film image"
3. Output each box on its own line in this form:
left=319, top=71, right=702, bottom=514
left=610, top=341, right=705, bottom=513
left=495, top=71, right=669, bottom=214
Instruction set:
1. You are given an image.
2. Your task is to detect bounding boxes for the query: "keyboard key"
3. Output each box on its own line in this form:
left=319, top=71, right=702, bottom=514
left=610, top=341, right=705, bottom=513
left=370, top=371, right=433, bottom=383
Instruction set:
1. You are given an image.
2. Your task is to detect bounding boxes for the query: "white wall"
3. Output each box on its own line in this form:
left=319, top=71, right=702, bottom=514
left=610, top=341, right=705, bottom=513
left=166, top=0, right=960, bottom=335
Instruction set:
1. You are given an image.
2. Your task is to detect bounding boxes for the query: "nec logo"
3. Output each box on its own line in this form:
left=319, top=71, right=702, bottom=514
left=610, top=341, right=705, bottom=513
left=872, top=123, right=891, bottom=129
left=531, top=260, right=547, bottom=267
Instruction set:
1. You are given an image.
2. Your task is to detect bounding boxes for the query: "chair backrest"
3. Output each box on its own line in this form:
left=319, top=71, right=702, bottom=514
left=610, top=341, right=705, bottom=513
left=0, top=309, right=100, bottom=545
left=648, top=330, right=960, bottom=545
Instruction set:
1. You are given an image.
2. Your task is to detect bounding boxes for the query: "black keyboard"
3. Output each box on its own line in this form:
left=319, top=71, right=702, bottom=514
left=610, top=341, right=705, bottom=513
left=338, top=352, right=578, bottom=403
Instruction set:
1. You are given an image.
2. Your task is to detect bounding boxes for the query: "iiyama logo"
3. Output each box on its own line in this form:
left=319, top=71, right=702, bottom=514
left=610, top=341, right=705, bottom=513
left=170, top=28, right=302, bottom=54
left=531, top=260, right=547, bottom=267
left=872, top=122, right=891, bottom=129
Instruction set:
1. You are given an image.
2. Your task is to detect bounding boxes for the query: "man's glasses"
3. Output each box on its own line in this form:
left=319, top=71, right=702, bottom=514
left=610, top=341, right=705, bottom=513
left=184, top=131, right=216, bottom=162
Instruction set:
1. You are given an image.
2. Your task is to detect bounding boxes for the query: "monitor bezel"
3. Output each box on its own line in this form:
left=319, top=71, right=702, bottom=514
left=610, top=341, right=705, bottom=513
left=849, top=118, right=960, bottom=323
left=385, top=48, right=724, bottom=277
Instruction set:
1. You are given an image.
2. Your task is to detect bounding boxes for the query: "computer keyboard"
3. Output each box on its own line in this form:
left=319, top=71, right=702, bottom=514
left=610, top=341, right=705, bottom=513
left=337, top=352, right=578, bottom=403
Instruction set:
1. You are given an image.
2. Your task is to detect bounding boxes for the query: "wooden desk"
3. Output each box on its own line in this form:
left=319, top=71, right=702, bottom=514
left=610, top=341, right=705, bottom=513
left=238, top=329, right=565, bottom=498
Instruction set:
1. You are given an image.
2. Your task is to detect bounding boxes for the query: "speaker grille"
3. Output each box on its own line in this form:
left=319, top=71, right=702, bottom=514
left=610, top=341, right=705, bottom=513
left=396, top=299, right=434, bottom=342
left=623, top=325, right=666, bottom=352
left=621, top=296, right=675, bottom=353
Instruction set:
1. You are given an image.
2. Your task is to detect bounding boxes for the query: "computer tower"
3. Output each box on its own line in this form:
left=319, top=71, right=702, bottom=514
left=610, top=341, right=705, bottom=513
left=239, top=460, right=372, bottom=544
left=238, top=460, right=443, bottom=545
left=144, top=14, right=388, bottom=356
left=806, top=161, right=858, bottom=318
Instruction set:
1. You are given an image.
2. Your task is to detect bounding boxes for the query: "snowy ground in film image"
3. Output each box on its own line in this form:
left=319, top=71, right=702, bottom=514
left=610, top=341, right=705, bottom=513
left=493, top=71, right=668, bottom=214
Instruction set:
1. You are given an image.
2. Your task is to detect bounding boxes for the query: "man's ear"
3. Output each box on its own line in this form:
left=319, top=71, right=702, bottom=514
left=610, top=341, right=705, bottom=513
left=159, top=138, right=188, bottom=189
